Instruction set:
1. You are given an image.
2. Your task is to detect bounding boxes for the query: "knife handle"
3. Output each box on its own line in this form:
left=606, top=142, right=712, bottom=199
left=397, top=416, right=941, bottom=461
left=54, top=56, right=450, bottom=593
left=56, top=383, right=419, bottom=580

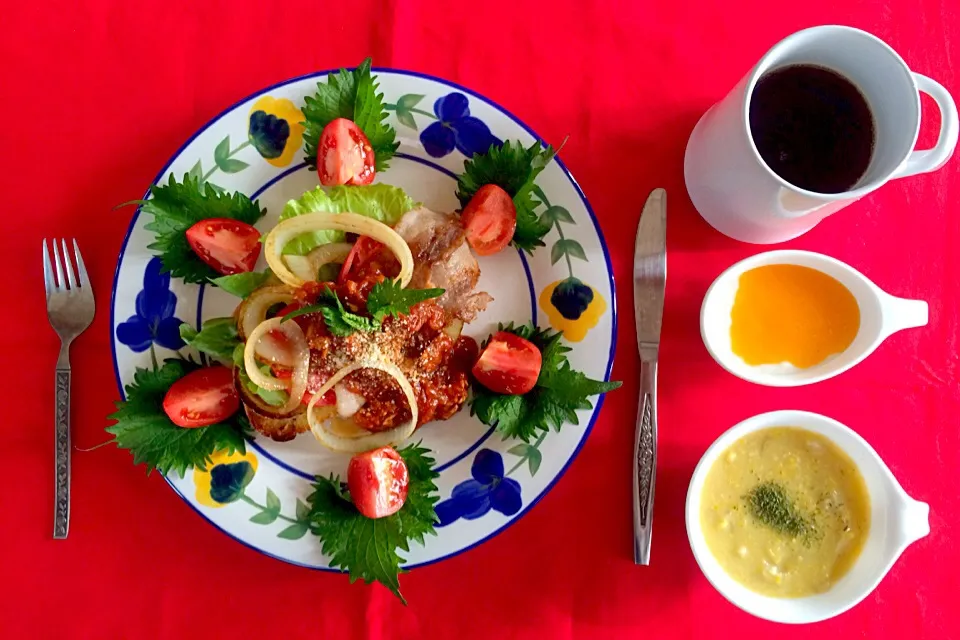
left=633, top=358, right=658, bottom=565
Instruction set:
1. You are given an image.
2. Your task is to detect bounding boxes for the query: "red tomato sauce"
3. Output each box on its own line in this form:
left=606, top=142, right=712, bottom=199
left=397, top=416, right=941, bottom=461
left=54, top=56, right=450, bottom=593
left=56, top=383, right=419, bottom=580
left=292, top=260, right=471, bottom=432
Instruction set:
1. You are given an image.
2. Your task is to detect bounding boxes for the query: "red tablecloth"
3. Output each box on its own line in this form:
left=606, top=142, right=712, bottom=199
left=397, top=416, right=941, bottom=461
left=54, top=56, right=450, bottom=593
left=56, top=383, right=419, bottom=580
left=4, top=1, right=958, bottom=638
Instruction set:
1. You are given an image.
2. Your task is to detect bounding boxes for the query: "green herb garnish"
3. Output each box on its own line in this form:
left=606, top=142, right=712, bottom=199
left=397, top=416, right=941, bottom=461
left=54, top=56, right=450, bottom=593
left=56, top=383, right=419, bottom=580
left=282, top=281, right=444, bottom=337
left=127, top=174, right=265, bottom=284
left=455, top=139, right=565, bottom=254
left=282, top=286, right=378, bottom=336
left=305, top=442, right=440, bottom=604
left=366, top=279, right=445, bottom=323
left=744, top=482, right=816, bottom=539
left=468, top=322, right=622, bottom=442
left=302, top=58, right=399, bottom=172
left=106, top=359, right=251, bottom=476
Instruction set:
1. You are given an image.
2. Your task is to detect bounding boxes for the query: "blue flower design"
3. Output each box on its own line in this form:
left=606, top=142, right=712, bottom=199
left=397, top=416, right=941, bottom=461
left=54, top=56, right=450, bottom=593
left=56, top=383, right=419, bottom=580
left=551, top=276, right=595, bottom=320
left=208, top=460, right=256, bottom=504
left=249, top=110, right=290, bottom=160
left=435, top=449, right=522, bottom=527
left=116, top=257, right=185, bottom=353
left=419, top=93, right=501, bottom=158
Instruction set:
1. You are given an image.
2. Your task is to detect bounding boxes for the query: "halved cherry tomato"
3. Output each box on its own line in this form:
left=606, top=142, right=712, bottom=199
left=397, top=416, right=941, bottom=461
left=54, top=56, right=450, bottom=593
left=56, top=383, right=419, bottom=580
left=318, top=118, right=375, bottom=186
left=460, top=184, right=517, bottom=256
left=338, top=236, right=383, bottom=284
left=472, top=331, right=542, bottom=395
left=348, top=446, right=409, bottom=519
left=186, top=218, right=261, bottom=275
left=162, top=366, right=240, bottom=428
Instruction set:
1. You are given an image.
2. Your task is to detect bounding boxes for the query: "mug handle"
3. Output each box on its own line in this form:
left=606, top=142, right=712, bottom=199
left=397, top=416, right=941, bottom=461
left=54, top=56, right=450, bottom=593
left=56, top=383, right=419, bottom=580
left=893, top=73, right=959, bottom=179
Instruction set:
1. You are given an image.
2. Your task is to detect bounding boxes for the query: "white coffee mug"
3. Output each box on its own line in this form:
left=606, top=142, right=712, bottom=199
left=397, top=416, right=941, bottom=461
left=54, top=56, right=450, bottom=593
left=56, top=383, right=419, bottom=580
left=684, top=25, right=959, bottom=244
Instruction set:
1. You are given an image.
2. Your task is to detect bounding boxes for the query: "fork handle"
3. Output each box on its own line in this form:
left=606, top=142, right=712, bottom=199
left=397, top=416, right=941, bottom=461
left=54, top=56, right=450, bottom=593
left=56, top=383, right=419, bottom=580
left=54, top=367, right=71, bottom=539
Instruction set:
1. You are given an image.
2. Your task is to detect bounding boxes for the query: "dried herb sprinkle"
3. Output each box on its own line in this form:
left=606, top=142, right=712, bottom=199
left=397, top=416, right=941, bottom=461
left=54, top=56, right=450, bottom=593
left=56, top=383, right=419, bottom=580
left=744, top=482, right=815, bottom=539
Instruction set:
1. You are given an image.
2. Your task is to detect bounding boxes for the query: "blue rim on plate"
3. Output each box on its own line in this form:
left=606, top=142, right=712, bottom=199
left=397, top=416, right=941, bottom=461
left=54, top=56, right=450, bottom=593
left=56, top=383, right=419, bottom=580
left=109, top=66, right=618, bottom=571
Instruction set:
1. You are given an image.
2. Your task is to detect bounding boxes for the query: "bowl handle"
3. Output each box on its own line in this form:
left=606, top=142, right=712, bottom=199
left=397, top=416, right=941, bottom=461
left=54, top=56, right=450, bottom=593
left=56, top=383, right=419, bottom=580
left=896, top=497, right=931, bottom=547
left=879, top=294, right=929, bottom=337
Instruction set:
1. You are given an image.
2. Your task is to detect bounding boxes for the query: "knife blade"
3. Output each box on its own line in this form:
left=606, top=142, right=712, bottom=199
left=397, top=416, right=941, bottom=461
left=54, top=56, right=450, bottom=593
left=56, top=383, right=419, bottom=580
left=633, top=188, right=666, bottom=565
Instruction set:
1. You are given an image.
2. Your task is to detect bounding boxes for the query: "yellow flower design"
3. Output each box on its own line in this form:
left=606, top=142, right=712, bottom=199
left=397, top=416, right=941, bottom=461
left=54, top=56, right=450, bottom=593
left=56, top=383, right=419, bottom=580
left=248, top=96, right=305, bottom=167
left=194, top=449, right=258, bottom=508
left=539, top=277, right=607, bottom=342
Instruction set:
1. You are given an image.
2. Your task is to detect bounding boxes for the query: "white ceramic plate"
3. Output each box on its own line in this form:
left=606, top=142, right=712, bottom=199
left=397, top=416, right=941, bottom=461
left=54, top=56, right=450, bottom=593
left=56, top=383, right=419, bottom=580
left=110, top=68, right=616, bottom=569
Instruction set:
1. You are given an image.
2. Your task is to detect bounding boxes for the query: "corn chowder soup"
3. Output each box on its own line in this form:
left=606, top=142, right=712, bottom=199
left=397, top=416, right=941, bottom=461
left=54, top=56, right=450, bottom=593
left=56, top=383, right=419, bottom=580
left=700, top=427, right=870, bottom=597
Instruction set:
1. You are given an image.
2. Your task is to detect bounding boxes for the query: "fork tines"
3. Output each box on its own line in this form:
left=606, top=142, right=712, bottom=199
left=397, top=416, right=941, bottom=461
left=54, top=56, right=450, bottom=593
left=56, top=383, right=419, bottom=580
left=43, top=238, right=89, bottom=295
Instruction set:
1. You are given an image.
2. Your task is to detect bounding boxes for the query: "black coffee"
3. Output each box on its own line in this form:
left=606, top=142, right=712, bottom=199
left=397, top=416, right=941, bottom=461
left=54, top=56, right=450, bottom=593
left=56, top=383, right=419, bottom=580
left=749, top=64, right=875, bottom=194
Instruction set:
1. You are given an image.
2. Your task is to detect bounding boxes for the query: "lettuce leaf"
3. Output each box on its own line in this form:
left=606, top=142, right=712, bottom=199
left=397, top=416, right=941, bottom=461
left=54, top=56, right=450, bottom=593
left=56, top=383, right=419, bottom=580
left=278, top=184, right=417, bottom=255
left=210, top=270, right=272, bottom=298
left=230, top=344, right=287, bottom=406
left=179, top=317, right=240, bottom=363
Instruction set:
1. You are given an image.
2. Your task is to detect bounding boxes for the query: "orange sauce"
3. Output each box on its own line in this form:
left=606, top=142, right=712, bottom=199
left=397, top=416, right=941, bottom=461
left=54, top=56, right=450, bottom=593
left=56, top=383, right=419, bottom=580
left=730, top=264, right=860, bottom=368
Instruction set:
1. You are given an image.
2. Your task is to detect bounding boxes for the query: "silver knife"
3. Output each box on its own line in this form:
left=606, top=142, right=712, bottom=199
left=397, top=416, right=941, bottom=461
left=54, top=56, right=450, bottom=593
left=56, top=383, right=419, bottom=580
left=633, top=188, right=666, bottom=565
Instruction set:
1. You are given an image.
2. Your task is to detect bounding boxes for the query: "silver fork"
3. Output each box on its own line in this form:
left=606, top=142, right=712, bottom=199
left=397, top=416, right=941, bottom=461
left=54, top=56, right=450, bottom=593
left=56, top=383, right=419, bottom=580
left=43, top=239, right=95, bottom=539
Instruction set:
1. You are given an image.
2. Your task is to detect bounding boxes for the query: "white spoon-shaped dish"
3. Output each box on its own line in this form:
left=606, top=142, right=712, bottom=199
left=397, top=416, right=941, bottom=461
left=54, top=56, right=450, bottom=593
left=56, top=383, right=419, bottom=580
left=686, top=410, right=930, bottom=624
left=700, top=250, right=928, bottom=386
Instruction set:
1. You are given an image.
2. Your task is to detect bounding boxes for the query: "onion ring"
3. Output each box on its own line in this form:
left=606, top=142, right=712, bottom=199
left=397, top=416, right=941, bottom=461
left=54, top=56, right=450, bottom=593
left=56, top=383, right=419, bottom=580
left=236, top=284, right=295, bottom=340
left=243, top=318, right=310, bottom=411
left=306, top=356, right=418, bottom=453
left=235, top=366, right=300, bottom=419
left=283, top=242, right=353, bottom=282
left=253, top=330, right=296, bottom=368
left=264, top=212, right=414, bottom=288
left=277, top=325, right=309, bottom=415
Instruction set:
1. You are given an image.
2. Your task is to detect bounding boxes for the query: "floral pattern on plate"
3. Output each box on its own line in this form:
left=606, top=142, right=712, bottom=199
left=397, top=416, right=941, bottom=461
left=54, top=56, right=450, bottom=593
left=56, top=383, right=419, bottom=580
left=182, top=94, right=307, bottom=192
left=387, top=92, right=501, bottom=158
left=436, top=449, right=522, bottom=526
left=194, top=449, right=313, bottom=540
left=534, top=185, right=607, bottom=342
left=247, top=96, right=306, bottom=167
left=115, top=257, right=185, bottom=367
